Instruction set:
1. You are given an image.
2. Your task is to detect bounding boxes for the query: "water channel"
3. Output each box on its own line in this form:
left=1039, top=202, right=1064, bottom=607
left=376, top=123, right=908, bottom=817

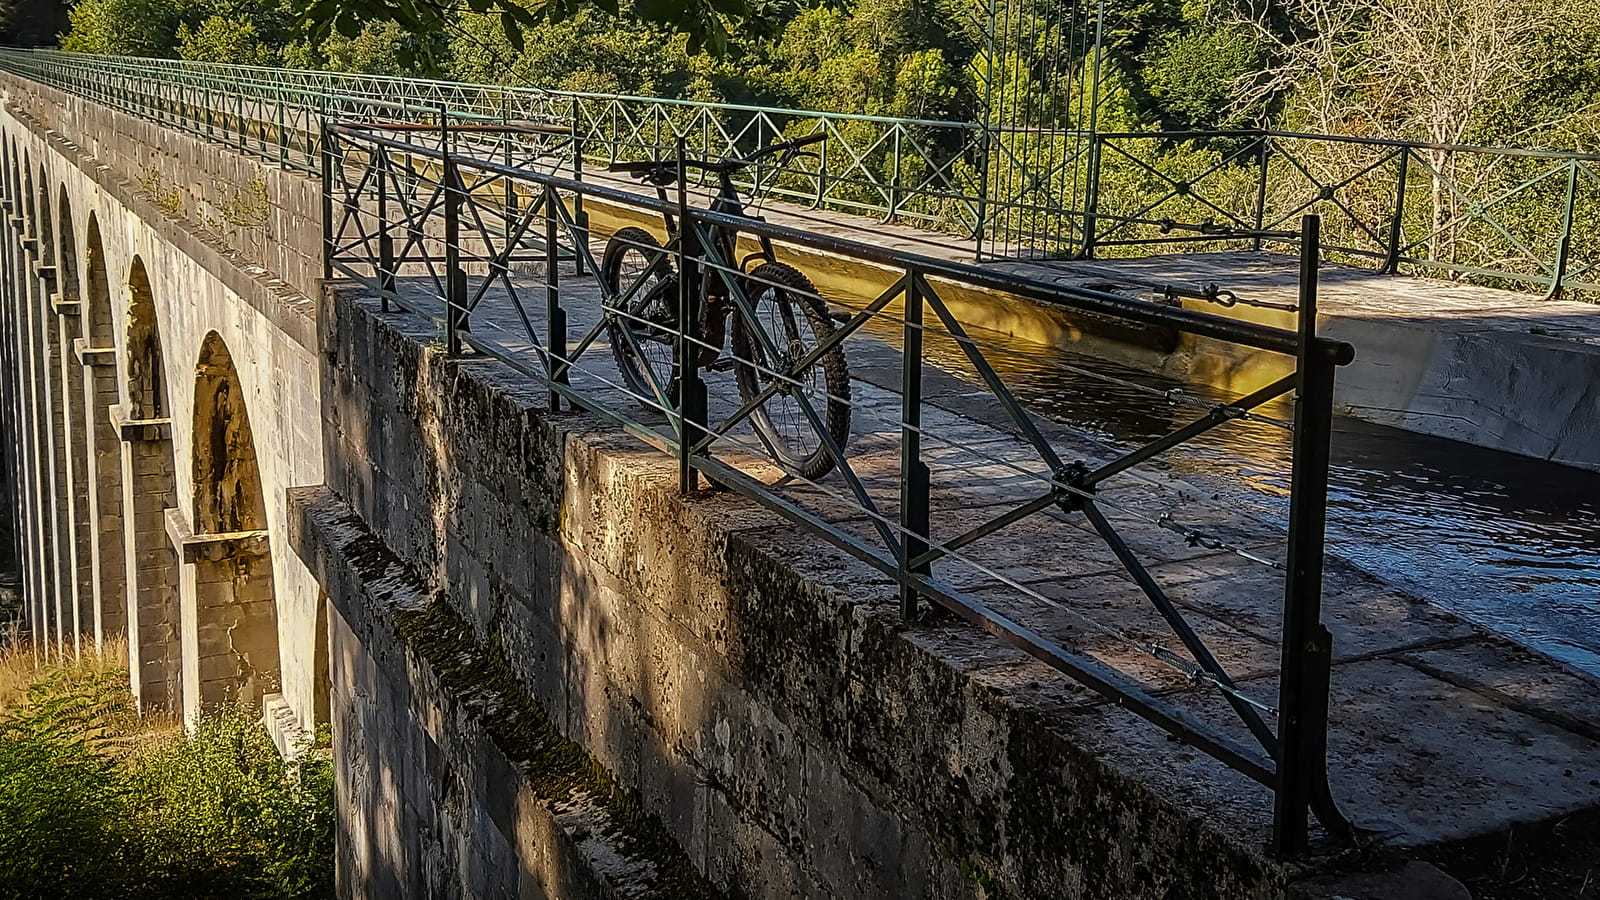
left=904, top=315, right=1600, bottom=678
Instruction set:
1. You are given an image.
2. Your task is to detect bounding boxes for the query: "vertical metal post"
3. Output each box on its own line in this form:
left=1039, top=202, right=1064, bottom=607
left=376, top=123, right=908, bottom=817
left=545, top=184, right=567, bottom=413
left=888, top=126, right=903, bottom=221
left=276, top=87, right=287, bottom=170
left=674, top=140, right=705, bottom=494
left=320, top=118, right=333, bottom=283
left=1274, top=214, right=1340, bottom=856
left=1381, top=147, right=1410, bottom=274
left=569, top=96, right=588, bottom=276
left=899, top=268, right=931, bottom=620
left=1081, top=0, right=1107, bottom=258
left=503, top=95, right=515, bottom=256
left=816, top=127, right=830, bottom=210
left=1543, top=159, right=1580, bottom=300
left=975, top=0, right=997, bottom=261
left=1253, top=134, right=1271, bottom=252
left=442, top=107, right=466, bottom=356
left=377, top=155, right=394, bottom=312
left=1078, top=133, right=1102, bottom=259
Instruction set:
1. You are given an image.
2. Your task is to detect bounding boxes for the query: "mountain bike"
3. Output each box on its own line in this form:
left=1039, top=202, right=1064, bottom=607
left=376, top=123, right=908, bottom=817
left=601, top=134, right=851, bottom=481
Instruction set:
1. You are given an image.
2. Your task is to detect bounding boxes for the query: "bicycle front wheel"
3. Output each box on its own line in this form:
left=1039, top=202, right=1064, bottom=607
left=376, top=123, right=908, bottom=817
left=731, top=262, right=852, bottom=480
left=602, top=226, right=677, bottom=410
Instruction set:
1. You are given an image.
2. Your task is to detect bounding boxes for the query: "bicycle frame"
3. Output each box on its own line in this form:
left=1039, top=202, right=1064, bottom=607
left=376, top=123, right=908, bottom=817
left=638, top=166, right=784, bottom=366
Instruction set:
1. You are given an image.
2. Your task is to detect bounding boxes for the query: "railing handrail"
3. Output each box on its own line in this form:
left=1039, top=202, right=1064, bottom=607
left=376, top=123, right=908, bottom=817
left=1095, top=128, right=1600, bottom=163
left=9, top=48, right=988, bottom=132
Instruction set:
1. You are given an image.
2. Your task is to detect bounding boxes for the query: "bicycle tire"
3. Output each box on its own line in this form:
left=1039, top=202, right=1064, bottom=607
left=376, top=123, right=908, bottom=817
left=601, top=227, right=677, bottom=409
left=731, top=261, right=852, bottom=480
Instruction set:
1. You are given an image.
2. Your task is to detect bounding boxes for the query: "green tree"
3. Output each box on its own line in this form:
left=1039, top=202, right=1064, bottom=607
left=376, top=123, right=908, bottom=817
left=60, top=0, right=194, bottom=56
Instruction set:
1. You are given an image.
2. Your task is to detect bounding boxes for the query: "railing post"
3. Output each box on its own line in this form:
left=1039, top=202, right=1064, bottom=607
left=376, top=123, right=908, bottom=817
left=276, top=85, right=287, bottom=170
left=899, top=266, right=931, bottom=621
left=674, top=140, right=705, bottom=494
left=1253, top=134, right=1271, bottom=253
left=1381, top=147, right=1410, bottom=274
left=1543, top=159, right=1580, bottom=300
left=973, top=122, right=991, bottom=261
left=815, top=124, right=830, bottom=211
left=569, top=95, right=588, bottom=276
left=1274, top=214, right=1344, bottom=856
left=319, top=118, right=333, bottom=283
left=1079, top=132, right=1103, bottom=259
left=887, top=125, right=903, bottom=221
left=545, top=184, right=567, bottom=413
left=442, top=108, right=467, bottom=356
left=377, top=155, right=394, bottom=313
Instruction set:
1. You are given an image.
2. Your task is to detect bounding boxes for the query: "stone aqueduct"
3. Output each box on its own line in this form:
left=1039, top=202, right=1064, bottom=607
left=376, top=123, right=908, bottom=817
left=1, top=64, right=1309, bottom=899
left=8, top=53, right=1600, bottom=900
left=0, top=74, right=328, bottom=742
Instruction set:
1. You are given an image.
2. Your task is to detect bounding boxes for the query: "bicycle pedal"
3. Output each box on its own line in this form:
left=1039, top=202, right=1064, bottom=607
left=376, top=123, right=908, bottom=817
left=705, top=356, right=741, bottom=372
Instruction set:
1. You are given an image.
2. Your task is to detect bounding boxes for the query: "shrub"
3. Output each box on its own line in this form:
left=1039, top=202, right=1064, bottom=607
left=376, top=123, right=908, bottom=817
left=0, top=647, right=334, bottom=900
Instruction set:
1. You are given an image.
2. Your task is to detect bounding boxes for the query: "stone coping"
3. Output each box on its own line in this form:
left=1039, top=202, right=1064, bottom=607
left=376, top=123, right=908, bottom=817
left=162, top=506, right=269, bottom=564
left=107, top=403, right=170, bottom=441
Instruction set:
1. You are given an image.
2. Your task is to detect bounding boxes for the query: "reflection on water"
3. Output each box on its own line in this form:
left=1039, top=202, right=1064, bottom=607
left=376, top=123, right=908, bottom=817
left=863, top=308, right=1600, bottom=677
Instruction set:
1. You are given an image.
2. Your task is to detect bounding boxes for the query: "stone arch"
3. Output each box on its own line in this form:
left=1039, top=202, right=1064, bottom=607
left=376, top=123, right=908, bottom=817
left=55, top=189, right=78, bottom=301
left=126, top=256, right=167, bottom=419
left=186, top=331, right=281, bottom=721
left=121, top=255, right=181, bottom=711
left=3, top=138, right=14, bottom=203
left=79, top=213, right=127, bottom=650
left=19, top=150, right=32, bottom=229
left=34, top=165, right=52, bottom=266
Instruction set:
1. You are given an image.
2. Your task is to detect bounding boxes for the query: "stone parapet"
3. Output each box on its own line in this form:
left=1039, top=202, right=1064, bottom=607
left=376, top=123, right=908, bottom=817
left=293, top=284, right=1323, bottom=899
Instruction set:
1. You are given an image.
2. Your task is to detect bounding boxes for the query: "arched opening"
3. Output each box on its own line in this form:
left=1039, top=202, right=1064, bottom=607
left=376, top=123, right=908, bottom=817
left=52, top=188, right=92, bottom=652
left=79, top=213, right=126, bottom=651
left=187, top=332, right=281, bottom=719
left=121, top=256, right=181, bottom=712
left=55, top=190, right=78, bottom=299
left=35, top=166, right=52, bottom=267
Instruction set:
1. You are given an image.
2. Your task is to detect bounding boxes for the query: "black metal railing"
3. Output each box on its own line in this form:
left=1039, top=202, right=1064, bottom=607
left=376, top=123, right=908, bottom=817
left=1086, top=130, right=1600, bottom=298
left=3, top=49, right=1598, bottom=298
left=323, top=115, right=1357, bottom=854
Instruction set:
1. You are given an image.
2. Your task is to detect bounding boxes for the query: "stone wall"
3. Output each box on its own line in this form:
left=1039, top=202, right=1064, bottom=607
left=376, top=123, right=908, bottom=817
left=292, top=285, right=1298, bottom=900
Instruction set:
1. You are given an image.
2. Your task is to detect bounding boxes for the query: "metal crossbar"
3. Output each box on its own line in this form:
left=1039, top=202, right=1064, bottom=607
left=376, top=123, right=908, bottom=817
left=319, top=114, right=1358, bottom=854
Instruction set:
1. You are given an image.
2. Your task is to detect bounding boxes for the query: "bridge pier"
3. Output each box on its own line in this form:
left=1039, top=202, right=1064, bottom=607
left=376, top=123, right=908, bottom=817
left=77, top=214, right=125, bottom=651
left=111, top=404, right=179, bottom=710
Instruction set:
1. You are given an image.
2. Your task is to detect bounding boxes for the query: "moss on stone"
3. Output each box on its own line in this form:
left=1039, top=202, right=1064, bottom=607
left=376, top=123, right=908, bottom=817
left=392, top=597, right=720, bottom=899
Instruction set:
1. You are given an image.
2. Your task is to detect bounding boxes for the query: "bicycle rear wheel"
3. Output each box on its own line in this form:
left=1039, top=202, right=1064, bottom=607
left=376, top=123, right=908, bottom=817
left=601, top=227, right=677, bottom=409
left=731, top=262, right=851, bottom=480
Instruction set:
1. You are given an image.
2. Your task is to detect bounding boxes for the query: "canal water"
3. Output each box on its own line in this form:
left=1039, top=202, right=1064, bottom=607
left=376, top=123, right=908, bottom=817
left=908, top=322, right=1600, bottom=678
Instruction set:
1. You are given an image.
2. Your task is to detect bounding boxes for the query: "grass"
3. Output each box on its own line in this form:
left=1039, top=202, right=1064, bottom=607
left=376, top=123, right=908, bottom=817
left=0, top=638, right=334, bottom=900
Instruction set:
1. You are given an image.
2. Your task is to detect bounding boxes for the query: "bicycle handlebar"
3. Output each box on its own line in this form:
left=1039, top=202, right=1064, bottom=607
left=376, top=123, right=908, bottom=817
left=606, top=133, right=826, bottom=182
